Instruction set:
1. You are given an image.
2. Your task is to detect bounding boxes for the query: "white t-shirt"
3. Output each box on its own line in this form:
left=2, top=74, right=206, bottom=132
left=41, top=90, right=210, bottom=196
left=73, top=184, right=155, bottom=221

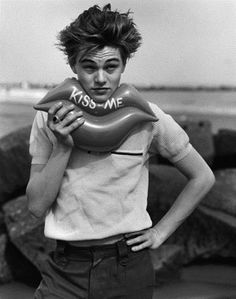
left=29, top=102, right=192, bottom=241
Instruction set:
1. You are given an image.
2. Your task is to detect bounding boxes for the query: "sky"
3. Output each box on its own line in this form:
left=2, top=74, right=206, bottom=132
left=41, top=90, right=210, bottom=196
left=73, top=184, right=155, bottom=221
left=1, top=0, right=236, bottom=86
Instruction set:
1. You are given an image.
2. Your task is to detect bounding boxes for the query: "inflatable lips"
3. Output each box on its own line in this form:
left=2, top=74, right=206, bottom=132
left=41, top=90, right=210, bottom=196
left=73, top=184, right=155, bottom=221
left=34, top=78, right=158, bottom=152
left=70, top=107, right=157, bottom=152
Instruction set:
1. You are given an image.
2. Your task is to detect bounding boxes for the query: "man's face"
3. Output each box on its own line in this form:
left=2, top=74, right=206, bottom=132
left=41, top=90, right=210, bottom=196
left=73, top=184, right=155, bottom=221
left=72, top=46, right=125, bottom=104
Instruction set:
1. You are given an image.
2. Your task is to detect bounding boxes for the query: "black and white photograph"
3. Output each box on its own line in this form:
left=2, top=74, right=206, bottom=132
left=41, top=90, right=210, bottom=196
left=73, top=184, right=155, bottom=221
left=0, top=0, right=236, bottom=298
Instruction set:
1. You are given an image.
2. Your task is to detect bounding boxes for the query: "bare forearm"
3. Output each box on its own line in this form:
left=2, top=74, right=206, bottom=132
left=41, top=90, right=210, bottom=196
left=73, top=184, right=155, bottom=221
left=27, top=145, right=72, bottom=218
left=126, top=171, right=215, bottom=252
left=152, top=147, right=215, bottom=246
left=153, top=173, right=214, bottom=244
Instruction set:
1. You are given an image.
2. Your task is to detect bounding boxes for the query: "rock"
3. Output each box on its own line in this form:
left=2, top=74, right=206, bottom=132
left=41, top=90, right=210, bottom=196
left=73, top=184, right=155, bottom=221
left=202, top=169, right=236, bottom=216
left=149, top=119, right=215, bottom=167
left=147, top=164, right=187, bottom=224
left=0, top=126, right=32, bottom=204
left=150, top=245, right=184, bottom=284
left=0, top=211, right=6, bottom=235
left=179, top=119, right=215, bottom=165
left=0, top=234, right=13, bottom=283
left=5, top=240, right=41, bottom=287
left=3, top=195, right=55, bottom=272
left=214, top=129, right=236, bottom=168
left=168, top=207, right=236, bottom=263
left=148, top=164, right=236, bottom=263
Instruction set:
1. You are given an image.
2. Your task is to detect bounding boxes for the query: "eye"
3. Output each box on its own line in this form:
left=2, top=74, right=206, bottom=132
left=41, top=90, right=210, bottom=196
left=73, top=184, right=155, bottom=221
left=83, top=65, right=96, bottom=73
left=105, top=64, right=118, bottom=73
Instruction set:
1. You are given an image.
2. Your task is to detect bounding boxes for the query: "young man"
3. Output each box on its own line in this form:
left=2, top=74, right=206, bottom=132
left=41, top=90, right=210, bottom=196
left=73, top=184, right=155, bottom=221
left=26, top=4, right=215, bottom=299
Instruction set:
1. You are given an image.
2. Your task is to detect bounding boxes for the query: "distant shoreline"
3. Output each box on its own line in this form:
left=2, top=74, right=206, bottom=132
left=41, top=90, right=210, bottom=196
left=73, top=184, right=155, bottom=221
left=1, top=83, right=236, bottom=93
left=138, top=86, right=236, bottom=92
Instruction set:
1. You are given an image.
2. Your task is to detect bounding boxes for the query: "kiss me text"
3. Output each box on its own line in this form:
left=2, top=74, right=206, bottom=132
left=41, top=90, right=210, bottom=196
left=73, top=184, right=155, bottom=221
left=69, top=87, right=124, bottom=110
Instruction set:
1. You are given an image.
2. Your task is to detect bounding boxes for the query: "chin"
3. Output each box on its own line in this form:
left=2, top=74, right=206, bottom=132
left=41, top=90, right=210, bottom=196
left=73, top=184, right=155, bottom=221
left=93, top=96, right=109, bottom=104
left=93, top=91, right=114, bottom=103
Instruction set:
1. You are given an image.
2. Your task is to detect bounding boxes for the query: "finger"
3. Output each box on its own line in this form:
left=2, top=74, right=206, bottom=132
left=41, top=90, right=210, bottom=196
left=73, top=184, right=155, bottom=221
left=56, top=104, right=76, bottom=120
left=126, top=235, right=146, bottom=246
left=131, top=240, right=150, bottom=252
left=61, top=111, right=83, bottom=127
left=61, top=117, right=85, bottom=135
left=69, top=110, right=83, bottom=117
left=48, top=102, right=63, bottom=118
left=52, top=115, right=61, bottom=124
left=125, top=231, right=145, bottom=239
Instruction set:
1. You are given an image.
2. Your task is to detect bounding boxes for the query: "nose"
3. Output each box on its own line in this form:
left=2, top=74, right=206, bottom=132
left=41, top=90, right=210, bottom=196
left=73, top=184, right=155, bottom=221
left=95, top=70, right=106, bottom=85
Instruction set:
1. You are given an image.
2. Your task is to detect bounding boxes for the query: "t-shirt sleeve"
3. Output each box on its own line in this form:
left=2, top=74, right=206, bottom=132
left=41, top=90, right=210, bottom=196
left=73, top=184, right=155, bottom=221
left=149, top=103, right=192, bottom=163
left=29, top=111, right=53, bottom=164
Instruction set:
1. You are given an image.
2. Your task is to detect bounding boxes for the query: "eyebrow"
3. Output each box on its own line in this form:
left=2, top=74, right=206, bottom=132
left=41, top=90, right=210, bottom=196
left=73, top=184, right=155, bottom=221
left=80, top=58, right=120, bottom=64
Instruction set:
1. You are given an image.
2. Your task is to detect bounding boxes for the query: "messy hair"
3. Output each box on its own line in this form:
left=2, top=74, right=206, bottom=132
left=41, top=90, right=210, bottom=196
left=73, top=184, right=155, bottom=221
left=57, top=4, right=142, bottom=66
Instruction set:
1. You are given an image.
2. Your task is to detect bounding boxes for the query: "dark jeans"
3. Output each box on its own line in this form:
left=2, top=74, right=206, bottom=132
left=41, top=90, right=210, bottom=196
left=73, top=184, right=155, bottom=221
left=34, top=239, right=155, bottom=299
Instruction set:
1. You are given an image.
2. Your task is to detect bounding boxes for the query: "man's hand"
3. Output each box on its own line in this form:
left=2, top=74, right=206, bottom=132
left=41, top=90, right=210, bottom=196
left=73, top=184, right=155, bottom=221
left=47, top=102, right=84, bottom=148
left=125, top=227, right=164, bottom=251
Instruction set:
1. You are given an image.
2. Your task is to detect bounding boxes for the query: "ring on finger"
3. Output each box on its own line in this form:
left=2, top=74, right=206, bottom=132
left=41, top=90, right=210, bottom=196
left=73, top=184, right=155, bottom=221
left=53, top=115, right=61, bottom=124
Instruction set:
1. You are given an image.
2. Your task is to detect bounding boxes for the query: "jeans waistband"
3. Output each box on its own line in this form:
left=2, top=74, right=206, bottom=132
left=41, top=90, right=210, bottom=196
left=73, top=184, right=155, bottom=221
left=56, top=239, right=131, bottom=266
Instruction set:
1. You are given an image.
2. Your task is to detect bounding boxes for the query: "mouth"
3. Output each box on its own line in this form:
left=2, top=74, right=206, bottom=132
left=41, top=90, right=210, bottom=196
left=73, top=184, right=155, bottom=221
left=89, top=87, right=113, bottom=103
left=92, top=88, right=110, bottom=94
